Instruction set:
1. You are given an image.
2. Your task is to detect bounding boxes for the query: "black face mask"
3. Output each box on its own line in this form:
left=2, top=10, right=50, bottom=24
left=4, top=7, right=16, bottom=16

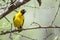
left=21, top=9, right=26, bottom=15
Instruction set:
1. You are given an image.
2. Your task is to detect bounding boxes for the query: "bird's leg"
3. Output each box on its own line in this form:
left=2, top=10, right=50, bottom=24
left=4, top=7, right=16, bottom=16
left=18, top=26, right=22, bottom=32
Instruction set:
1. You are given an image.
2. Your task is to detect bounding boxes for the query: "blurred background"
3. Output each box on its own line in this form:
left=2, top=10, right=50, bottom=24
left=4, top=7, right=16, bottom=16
left=0, top=0, right=60, bottom=40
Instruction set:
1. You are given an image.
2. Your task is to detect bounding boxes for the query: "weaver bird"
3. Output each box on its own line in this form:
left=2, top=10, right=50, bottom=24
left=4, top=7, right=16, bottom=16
left=13, top=9, right=26, bottom=32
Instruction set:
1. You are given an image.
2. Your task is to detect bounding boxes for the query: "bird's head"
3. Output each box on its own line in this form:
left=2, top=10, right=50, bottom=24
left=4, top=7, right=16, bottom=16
left=20, top=9, right=26, bottom=15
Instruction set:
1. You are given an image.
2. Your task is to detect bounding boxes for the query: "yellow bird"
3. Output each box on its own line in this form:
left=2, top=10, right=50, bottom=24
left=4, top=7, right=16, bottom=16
left=13, top=9, right=26, bottom=32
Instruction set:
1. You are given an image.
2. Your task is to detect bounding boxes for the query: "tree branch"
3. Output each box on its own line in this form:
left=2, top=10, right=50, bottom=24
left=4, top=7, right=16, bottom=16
left=10, top=0, right=16, bottom=4
left=0, top=26, right=60, bottom=35
left=0, top=0, right=30, bottom=19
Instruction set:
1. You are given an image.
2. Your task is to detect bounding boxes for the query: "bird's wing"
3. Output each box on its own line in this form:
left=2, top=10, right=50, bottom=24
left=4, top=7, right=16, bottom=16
left=21, top=19, right=24, bottom=26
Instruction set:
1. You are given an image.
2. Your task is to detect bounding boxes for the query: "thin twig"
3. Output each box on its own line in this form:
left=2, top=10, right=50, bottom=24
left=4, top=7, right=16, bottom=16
left=4, top=17, right=11, bottom=23
left=9, top=33, right=13, bottom=40
left=31, top=22, right=41, bottom=27
left=4, top=17, right=13, bottom=40
left=14, top=33, right=36, bottom=40
left=23, top=5, right=40, bottom=9
left=51, top=4, right=60, bottom=26
left=9, top=23, right=13, bottom=40
left=44, top=33, right=53, bottom=40
left=14, top=10, right=18, bottom=12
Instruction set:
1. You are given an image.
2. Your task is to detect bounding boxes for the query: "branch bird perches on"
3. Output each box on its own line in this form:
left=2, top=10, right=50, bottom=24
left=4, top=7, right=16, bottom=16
left=0, top=26, right=60, bottom=35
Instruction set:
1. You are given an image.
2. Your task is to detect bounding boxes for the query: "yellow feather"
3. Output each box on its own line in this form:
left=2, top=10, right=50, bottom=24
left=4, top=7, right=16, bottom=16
left=13, top=9, right=25, bottom=32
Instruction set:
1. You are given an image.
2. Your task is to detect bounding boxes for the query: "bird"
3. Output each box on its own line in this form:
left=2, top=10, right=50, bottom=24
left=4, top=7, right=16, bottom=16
left=13, top=9, right=26, bottom=32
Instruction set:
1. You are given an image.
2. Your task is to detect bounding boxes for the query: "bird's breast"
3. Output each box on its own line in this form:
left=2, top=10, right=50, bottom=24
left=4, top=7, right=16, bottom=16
left=14, top=16, right=24, bottom=28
